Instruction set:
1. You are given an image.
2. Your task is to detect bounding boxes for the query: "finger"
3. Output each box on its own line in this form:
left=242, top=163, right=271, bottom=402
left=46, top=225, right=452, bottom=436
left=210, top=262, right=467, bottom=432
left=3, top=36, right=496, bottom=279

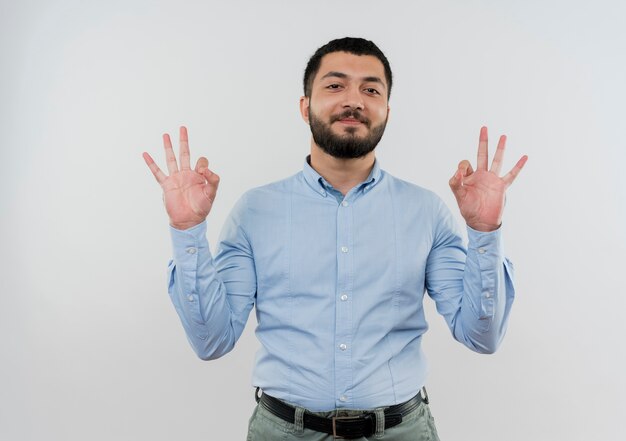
left=477, top=126, right=489, bottom=171
left=490, top=135, right=507, bottom=175
left=502, top=155, right=529, bottom=186
left=179, top=126, right=191, bottom=170
left=449, top=169, right=461, bottom=189
left=162, top=133, right=179, bottom=174
left=449, top=169, right=467, bottom=199
left=202, top=170, right=220, bottom=201
left=458, top=159, right=474, bottom=177
left=449, top=160, right=472, bottom=193
left=201, top=167, right=220, bottom=185
left=195, top=156, right=209, bottom=173
left=142, top=152, right=168, bottom=184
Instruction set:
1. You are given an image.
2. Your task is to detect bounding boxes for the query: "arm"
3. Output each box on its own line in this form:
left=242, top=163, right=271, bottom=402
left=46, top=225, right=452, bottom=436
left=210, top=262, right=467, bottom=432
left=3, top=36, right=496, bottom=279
left=143, top=126, right=256, bottom=360
left=427, top=126, right=526, bottom=353
left=167, top=198, right=256, bottom=360
left=426, top=203, right=515, bottom=354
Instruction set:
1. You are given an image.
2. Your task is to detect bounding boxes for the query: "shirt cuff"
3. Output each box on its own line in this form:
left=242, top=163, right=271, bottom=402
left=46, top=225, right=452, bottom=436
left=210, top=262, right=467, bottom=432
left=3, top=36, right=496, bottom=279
left=169, top=221, right=208, bottom=271
left=466, top=224, right=504, bottom=259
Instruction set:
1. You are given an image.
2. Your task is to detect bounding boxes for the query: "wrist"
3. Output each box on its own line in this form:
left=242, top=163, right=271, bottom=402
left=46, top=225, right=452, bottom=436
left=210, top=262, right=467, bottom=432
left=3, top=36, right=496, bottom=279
left=467, top=222, right=501, bottom=233
left=170, top=220, right=204, bottom=231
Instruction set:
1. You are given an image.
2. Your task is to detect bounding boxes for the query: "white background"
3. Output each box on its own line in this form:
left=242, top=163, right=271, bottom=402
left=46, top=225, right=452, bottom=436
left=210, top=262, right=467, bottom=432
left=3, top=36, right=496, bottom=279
left=2, top=0, right=625, bottom=440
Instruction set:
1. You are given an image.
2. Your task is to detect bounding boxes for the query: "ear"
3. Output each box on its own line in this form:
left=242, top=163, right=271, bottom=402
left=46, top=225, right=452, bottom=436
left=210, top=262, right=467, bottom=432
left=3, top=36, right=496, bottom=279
left=299, top=96, right=310, bottom=124
left=386, top=104, right=390, bottom=121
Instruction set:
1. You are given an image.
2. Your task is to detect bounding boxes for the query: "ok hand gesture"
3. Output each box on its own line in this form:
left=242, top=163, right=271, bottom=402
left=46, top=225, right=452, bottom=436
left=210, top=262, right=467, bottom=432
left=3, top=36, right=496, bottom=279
left=143, top=126, right=220, bottom=230
left=449, top=127, right=527, bottom=232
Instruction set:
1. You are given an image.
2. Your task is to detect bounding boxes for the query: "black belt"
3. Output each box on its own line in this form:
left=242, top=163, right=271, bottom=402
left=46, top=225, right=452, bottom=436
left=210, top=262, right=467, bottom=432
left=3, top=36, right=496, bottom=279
left=256, top=388, right=428, bottom=439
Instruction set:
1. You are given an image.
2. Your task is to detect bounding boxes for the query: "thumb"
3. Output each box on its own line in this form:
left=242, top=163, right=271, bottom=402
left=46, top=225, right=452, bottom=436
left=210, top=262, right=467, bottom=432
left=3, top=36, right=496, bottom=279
left=202, top=170, right=220, bottom=203
left=202, top=167, right=220, bottom=187
left=449, top=169, right=467, bottom=200
left=195, top=156, right=209, bottom=173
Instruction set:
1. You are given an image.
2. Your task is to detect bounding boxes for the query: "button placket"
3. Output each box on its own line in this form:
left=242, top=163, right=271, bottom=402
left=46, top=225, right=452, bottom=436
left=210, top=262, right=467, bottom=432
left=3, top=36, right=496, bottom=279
left=335, top=197, right=354, bottom=407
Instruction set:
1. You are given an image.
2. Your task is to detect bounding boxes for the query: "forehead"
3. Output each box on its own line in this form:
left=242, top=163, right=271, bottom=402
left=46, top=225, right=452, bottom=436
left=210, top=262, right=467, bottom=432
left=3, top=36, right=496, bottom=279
left=315, top=51, right=387, bottom=85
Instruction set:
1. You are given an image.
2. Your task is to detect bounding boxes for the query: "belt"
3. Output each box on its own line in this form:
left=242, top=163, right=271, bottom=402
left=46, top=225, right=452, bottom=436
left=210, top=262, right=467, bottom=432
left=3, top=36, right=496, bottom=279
left=256, top=388, right=428, bottom=439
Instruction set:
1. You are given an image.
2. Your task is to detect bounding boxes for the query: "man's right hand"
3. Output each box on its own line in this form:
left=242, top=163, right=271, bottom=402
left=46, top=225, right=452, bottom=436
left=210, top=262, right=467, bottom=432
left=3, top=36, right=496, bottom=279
left=143, top=126, right=220, bottom=230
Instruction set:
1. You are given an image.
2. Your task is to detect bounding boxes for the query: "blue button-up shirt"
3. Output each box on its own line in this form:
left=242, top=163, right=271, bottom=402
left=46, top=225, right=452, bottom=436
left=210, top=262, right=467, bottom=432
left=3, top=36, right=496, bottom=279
left=167, top=157, right=515, bottom=411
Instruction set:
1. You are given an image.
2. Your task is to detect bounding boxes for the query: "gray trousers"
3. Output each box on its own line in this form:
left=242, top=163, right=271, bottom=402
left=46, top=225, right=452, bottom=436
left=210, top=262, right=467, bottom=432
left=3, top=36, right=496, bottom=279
left=246, top=394, right=441, bottom=441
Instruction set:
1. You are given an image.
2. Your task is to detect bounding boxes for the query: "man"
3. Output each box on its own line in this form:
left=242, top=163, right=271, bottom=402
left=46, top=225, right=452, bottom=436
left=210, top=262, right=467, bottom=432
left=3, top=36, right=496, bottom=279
left=143, top=37, right=527, bottom=440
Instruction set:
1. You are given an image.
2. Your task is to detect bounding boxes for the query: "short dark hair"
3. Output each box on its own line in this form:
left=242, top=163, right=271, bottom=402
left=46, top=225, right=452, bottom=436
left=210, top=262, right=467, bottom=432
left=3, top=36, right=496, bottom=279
left=303, top=37, right=393, bottom=99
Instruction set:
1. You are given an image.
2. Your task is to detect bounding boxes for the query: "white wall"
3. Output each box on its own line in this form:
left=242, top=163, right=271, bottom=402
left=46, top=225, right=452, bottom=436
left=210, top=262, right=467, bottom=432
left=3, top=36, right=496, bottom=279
left=1, top=1, right=624, bottom=440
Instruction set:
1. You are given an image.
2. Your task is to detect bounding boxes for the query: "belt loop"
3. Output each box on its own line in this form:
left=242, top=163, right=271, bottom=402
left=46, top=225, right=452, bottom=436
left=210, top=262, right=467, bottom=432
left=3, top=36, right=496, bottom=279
left=421, top=387, right=430, bottom=405
left=293, top=406, right=305, bottom=434
left=374, top=408, right=385, bottom=438
left=255, top=387, right=261, bottom=404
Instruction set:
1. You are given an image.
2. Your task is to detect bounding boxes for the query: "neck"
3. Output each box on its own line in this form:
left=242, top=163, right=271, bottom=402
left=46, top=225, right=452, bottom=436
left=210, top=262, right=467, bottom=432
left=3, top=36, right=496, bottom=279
left=309, top=142, right=375, bottom=196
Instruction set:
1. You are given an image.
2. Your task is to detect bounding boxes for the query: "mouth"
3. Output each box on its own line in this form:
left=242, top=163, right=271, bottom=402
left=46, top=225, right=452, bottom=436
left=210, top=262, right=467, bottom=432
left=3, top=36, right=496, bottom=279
left=332, top=111, right=369, bottom=128
left=337, top=117, right=363, bottom=126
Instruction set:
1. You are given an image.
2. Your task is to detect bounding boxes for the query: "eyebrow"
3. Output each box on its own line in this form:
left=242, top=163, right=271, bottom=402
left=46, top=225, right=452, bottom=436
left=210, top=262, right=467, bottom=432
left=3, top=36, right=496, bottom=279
left=320, top=71, right=386, bottom=89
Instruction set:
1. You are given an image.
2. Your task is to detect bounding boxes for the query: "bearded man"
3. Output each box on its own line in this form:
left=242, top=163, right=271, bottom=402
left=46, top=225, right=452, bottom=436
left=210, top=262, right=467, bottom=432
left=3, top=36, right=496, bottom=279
left=143, top=37, right=527, bottom=440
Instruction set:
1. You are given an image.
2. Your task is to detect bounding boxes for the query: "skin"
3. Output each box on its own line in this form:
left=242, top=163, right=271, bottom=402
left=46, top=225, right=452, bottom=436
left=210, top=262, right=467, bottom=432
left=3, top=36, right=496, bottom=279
left=143, top=51, right=527, bottom=232
left=300, top=52, right=390, bottom=195
left=142, top=128, right=219, bottom=231
left=450, top=127, right=528, bottom=231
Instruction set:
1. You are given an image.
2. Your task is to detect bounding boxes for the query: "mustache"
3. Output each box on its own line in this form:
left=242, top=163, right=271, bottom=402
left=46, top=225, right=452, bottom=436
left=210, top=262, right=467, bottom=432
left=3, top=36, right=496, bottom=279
left=330, top=110, right=370, bottom=127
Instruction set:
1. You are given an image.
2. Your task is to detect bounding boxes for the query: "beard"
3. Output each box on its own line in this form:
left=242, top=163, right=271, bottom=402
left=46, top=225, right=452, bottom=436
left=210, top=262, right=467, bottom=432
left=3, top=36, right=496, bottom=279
left=309, top=107, right=387, bottom=159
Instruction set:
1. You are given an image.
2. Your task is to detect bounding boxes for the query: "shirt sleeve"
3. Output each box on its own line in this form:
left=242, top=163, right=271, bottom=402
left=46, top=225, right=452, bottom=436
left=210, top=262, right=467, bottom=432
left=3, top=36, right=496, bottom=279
left=425, top=200, right=515, bottom=354
left=167, top=195, right=257, bottom=360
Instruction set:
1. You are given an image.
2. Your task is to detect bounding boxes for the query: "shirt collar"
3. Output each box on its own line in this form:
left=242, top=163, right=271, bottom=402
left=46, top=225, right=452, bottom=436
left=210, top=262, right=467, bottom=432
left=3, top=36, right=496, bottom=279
left=302, top=155, right=382, bottom=197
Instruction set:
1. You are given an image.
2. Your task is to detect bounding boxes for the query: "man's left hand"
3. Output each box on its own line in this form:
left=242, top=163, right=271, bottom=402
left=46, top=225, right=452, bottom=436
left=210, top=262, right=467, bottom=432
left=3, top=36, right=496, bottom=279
left=449, top=126, right=528, bottom=232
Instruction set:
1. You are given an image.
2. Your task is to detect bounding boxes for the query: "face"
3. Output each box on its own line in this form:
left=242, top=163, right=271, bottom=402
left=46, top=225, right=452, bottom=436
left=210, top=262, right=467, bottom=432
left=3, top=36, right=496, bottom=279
left=300, top=51, right=390, bottom=159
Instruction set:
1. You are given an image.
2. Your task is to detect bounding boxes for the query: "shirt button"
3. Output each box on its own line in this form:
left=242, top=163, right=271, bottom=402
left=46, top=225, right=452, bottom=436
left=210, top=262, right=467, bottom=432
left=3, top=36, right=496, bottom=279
left=187, top=294, right=194, bottom=301
left=339, top=343, right=347, bottom=351
left=478, top=248, right=486, bottom=254
left=341, top=246, right=349, bottom=253
left=340, top=294, right=348, bottom=301
left=485, top=291, right=492, bottom=298
left=341, top=201, right=349, bottom=207
left=186, top=247, right=197, bottom=254
left=339, top=395, right=347, bottom=402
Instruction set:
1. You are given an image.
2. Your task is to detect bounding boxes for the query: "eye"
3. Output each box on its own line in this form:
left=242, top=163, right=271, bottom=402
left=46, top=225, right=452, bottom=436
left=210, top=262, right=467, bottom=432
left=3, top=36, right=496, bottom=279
left=364, top=88, right=380, bottom=95
left=327, top=84, right=342, bottom=90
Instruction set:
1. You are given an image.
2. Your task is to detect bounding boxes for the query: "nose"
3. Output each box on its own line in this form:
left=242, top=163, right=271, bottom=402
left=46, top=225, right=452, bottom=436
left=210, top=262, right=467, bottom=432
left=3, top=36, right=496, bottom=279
left=342, top=85, right=364, bottom=110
